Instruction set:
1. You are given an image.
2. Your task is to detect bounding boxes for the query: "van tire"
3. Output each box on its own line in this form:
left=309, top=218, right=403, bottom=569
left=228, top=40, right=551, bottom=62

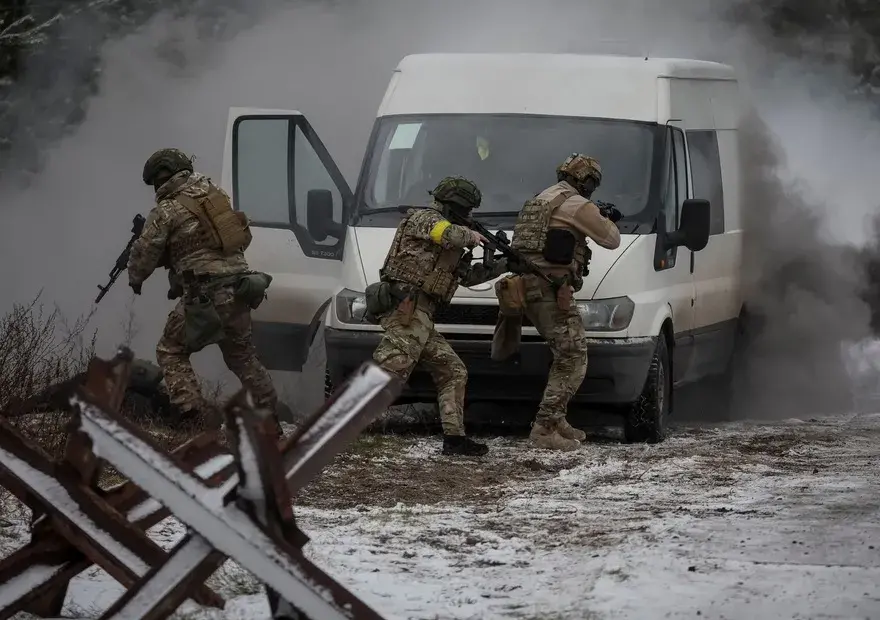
left=624, top=335, right=671, bottom=444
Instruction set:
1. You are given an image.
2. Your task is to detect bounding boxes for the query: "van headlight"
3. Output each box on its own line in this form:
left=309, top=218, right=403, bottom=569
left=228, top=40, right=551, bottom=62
left=335, top=288, right=368, bottom=324
left=576, top=296, right=634, bottom=331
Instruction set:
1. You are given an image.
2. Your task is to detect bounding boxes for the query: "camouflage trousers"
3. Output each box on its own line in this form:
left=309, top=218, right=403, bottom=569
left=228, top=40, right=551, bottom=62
left=156, top=283, right=278, bottom=416
left=372, top=305, right=468, bottom=436
left=522, top=276, right=588, bottom=421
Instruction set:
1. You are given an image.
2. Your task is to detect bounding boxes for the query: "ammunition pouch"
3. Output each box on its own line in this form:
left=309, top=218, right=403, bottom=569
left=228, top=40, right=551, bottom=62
left=582, top=244, right=593, bottom=277
left=495, top=275, right=526, bottom=317
left=522, top=271, right=545, bottom=303
left=183, top=296, right=224, bottom=353
left=542, top=228, right=577, bottom=265
left=364, top=281, right=395, bottom=323
left=234, top=272, right=273, bottom=309
left=167, top=269, right=183, bottom=300
left=420, top=269, right=458, bottom=300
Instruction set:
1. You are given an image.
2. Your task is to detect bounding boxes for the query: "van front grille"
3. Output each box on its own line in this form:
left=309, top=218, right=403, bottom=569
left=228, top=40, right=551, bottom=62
left=434, top=303, right=534, bottom=327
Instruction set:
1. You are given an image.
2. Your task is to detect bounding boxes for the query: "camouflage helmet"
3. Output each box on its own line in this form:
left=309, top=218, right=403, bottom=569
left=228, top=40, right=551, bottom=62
left=557, top=153, right=602, bottom=185
left=428, top=175, right=482, bottom=210
left=142, top=148, right=194, bottom=185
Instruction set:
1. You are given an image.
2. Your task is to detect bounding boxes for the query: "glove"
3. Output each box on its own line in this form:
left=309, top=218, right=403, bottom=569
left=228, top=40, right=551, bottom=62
left=602, top=206, right=623, bottom=223
left=130, top=281, right=142, bottom=295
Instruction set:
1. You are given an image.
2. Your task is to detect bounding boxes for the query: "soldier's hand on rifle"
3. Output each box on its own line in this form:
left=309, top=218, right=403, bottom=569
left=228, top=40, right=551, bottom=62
left=129, top=281, right=142, bottom=295
left=469, top=230, right=488, bottom=248
left=601, top=206, right=623, bottom=223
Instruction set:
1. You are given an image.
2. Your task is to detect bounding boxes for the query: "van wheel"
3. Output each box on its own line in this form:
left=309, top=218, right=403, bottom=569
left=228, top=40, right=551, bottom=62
left=624, top=335, right=671, bottom=444
left=324, top=368, right=335, bottom=401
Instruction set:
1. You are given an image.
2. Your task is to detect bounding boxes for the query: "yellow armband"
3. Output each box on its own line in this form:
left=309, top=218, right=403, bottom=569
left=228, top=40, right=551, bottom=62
left=429, top=220, right=451, bottom=244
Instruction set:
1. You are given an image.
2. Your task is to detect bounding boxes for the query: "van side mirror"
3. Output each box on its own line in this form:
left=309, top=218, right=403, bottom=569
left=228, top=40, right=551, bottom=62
left=666, top=198, right=710, bottom=252
left=306, top=189, right=342, bottom=241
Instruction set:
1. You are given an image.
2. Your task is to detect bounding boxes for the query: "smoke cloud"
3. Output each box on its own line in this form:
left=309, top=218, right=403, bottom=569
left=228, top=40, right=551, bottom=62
left=1, top=0, right=877, bottom=419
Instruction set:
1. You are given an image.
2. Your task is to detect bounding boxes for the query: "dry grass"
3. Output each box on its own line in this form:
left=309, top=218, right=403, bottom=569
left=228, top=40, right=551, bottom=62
left=0, top=296, right=220, bottom=520
left=0, top=292, right=96, bottom=414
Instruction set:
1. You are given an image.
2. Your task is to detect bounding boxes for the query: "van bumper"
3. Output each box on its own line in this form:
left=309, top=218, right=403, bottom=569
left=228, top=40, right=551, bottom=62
left=325, top=328, right=656, bottom=407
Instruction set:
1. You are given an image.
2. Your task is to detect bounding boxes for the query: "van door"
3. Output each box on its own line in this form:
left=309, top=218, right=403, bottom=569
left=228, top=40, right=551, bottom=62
left=221, top=107, right=353, bottom=372
left=656, top=122, right=696, bottom=385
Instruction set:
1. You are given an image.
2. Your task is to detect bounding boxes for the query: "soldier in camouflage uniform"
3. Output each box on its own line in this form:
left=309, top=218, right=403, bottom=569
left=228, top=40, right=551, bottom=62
left=369, top=176, right=510, bottom=456
left=128, top=148, right=279, bottom=431
left=509, top=154, right=622, bottom=451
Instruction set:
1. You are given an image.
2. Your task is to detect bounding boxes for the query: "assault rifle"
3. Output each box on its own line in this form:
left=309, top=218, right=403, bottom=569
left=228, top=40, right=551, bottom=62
left=436, top=208, right=560, bottom=287
left=95, top=214, right=146, bottom=304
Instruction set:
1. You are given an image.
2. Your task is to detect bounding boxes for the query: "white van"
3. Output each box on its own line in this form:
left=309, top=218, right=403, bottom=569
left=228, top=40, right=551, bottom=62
left=220, top=53, right=744, bottom=443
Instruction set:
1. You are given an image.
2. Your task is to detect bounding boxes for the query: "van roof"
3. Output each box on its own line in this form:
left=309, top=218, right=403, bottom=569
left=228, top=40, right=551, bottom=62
left=378, top=53, right=737, bottom=121
left=395, top=53, right=737, bottom=81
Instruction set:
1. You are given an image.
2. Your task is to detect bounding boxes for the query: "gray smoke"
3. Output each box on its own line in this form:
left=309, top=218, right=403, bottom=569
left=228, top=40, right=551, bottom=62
left=1, top=0, right=877, bottom=419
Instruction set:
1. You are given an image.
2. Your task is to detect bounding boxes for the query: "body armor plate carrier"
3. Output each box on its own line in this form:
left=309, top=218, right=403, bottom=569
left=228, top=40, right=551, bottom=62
left=510, top=186, right=590, bottom=288
left=380, top=212, right=463, bottom=303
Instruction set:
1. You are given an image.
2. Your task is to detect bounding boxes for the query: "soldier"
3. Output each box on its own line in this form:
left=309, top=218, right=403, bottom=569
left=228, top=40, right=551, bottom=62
left=508, top=153, right=621, bottom=451
left=368, top=176, right=511, bottom=456
left=128, top=148, right=280, bottom=432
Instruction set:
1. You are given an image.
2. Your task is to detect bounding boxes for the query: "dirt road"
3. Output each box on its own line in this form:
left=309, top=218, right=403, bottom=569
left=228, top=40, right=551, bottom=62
left=4, top=413, right=880, bottom=619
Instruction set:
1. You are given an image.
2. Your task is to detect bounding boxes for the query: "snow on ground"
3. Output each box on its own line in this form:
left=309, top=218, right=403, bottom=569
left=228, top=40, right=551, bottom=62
left=3, top=413, right=880, bottom=619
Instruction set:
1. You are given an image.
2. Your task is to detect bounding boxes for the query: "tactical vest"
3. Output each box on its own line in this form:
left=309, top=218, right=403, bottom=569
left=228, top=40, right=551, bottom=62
left=380, top=213, right=463, bottom=303
left=510, top=186, right=590, bottom=283
left=172, top=186, right=252, bottom=261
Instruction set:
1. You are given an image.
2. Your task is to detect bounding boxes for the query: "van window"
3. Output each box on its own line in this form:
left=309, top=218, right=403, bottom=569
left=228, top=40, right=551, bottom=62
left=293, top=125, right=343, bottom=245
left=233, top=117, right=344, bottom=246
left=358, top=114, right=658, bottom=232
left=661, top=127, right=688, bottom=265
left=373, top=122, right=425, bottom=206
left=234, top=118, right=291, bottom=226
left=667, top=127, right=688, bottom=234
left=686, top=130, right=725, bottom=234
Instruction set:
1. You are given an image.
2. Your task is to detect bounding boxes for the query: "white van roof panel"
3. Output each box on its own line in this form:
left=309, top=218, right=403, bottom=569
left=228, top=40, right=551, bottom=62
left=377, top=53, right=736, bottom=122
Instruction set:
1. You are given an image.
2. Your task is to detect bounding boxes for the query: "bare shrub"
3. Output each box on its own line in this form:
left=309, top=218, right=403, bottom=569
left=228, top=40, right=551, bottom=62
left=0, top=292, right=97, bottom=414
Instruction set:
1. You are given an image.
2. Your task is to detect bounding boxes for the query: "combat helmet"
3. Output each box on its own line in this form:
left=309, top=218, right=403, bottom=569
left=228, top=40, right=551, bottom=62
left=557, top=153, right=602, bottom=193
left=429, top=175, right=482, bottom=212
left=142, top=148, right=194, bottom=185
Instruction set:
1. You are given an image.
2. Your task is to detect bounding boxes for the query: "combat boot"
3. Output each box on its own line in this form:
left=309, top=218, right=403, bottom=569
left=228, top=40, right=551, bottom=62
left=529, top=419, right=580, bottom=451
left=442, top=435, right=489, bottom=456
left=555, top=417, right=586, bottom=442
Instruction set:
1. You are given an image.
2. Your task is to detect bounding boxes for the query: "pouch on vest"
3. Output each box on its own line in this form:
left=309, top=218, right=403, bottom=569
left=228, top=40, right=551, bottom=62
left=234, top=272, right=273, bottom=309
left=178, top=190, right=252, bottom=255
left=184, top=297, right=224, bottom=353
left=364, top=281, right=394, bottom=323
left=542, top=228, right=577, bottom=265
left=495, top=275, right=526, bottom=317
left=523, top=275, right=546, bottom=304
left=491, top=312, right=523, bottom=362
left=582, top=244, right=593, bottom=276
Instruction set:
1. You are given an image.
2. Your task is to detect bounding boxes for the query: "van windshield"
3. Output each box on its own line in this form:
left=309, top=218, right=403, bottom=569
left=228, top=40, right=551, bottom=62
left=354, top=114, right=660, bottom=233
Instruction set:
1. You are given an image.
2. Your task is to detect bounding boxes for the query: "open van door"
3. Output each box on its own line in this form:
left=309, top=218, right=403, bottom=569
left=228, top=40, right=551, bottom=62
left=221, top=107, right=353, bottom=372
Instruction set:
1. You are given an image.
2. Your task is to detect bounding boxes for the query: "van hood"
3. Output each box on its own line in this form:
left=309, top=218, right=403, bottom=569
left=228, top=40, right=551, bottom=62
left=353, top=227, right=638, bottom=300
